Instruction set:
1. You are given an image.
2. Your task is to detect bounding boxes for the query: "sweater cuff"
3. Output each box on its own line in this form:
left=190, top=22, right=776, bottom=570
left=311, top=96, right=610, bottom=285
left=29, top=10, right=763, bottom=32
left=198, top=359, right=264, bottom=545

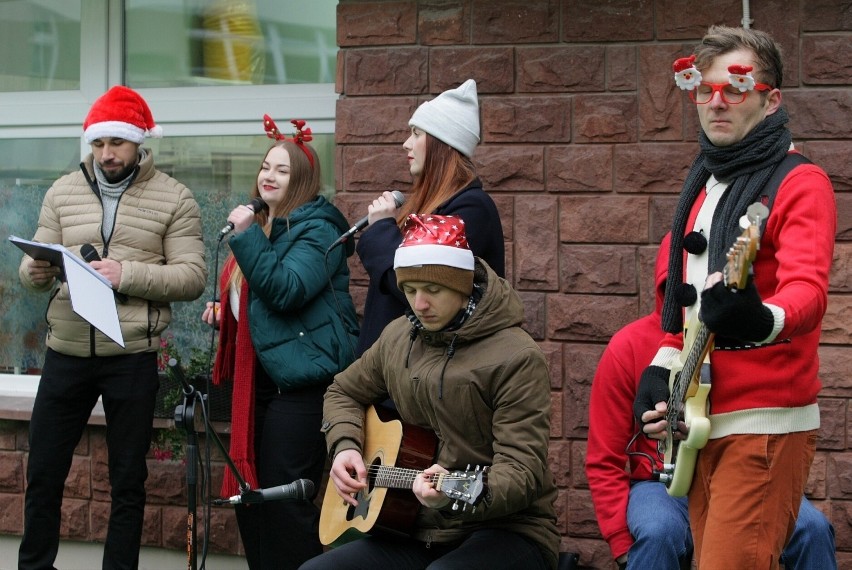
left=763, top=303, right=786, bottom=343
left=651, top=346, right=681, bottom=370
left=607, top=528, right=633, bottom=561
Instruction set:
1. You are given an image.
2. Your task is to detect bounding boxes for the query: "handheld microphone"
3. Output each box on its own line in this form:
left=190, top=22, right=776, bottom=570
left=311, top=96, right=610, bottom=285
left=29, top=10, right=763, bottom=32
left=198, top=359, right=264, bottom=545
left=218, top=197, right=269, bottom=239
left=80, top=243, right=100, bottom=263
left=80, top=243, right=128, bottom=303
left=328, top=190, right=405, bottom=250
left=220, top=479, right=315, bottom=505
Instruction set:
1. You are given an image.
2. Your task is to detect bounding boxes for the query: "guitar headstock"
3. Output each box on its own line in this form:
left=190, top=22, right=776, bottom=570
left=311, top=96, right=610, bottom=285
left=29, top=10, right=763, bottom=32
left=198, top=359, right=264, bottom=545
left=438, top=465, right=488, bottom=512
left=724, top=202, right=768, bottom=290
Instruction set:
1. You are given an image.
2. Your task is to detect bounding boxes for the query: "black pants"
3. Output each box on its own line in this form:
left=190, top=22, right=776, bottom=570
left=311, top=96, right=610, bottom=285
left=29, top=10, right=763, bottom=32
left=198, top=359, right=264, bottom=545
left=298, top=528, right=550, bottom=570
left=18, top=349, right=159, bottom=570
left=235, top=365, right=327, bottom=570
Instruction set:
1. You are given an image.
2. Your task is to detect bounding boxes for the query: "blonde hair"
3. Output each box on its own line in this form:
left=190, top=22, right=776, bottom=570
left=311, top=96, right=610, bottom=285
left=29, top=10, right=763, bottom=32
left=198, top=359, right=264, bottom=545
left=225, top=140, right=321, bottom=291
left=397, top=133, right=476, bottom=227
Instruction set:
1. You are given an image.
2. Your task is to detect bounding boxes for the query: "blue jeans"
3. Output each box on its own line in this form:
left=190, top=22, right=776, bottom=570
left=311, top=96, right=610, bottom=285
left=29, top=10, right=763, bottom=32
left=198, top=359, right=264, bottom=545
left=626, top=482, right=836, bottom=570
left=626, top=481, right=692, bottom=570
left=781, top=496, right=837, bottom=570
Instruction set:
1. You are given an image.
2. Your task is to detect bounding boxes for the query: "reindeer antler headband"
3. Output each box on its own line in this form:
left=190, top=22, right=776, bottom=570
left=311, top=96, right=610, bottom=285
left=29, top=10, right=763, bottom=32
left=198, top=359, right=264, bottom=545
left=263, top=115, right=315, bottom=168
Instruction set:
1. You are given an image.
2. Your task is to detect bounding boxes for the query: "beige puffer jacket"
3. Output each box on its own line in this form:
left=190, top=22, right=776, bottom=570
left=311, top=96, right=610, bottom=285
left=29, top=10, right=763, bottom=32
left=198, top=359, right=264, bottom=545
left=18, top=150, right=207, bottom=356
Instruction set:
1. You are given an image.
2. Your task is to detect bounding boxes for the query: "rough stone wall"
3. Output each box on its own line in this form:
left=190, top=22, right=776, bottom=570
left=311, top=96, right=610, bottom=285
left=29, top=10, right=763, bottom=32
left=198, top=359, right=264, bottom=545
left=0, top=421, right=242, bottom=556
left=333, top=1, right=851, bottom=568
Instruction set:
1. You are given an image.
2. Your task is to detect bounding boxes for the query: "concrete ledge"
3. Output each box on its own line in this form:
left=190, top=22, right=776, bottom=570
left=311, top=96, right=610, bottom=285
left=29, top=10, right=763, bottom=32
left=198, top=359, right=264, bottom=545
left=0, top=373, right=231, bottom=432
left=0, top=535, right=248, bottom=570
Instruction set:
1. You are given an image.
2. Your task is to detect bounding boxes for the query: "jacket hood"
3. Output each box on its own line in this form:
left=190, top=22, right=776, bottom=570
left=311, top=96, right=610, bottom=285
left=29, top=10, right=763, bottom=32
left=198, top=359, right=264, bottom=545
left=654, top=232, right=671, bottom=316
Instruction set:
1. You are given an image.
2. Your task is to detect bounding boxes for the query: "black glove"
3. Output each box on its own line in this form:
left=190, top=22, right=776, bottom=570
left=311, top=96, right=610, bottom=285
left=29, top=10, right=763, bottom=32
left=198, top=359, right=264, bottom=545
left=699, top=278, right=773, bottom=342
left=633, top=365, right=671, bottom=425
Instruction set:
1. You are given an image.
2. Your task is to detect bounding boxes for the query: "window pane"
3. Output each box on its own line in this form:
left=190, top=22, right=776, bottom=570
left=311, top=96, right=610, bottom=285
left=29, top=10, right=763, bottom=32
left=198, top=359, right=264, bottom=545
left=125, top=0, right=338, bottom=88
left=0, top=1, right=81, bottom=93
left=0, top=134, right=336, bottom=372
left=0, top=139, right=80, bottom=372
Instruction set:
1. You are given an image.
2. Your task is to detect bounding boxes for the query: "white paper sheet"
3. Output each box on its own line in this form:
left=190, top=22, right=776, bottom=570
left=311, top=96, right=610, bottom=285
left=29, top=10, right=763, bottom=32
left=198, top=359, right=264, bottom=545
left=9, top=236, right=125, bottom=347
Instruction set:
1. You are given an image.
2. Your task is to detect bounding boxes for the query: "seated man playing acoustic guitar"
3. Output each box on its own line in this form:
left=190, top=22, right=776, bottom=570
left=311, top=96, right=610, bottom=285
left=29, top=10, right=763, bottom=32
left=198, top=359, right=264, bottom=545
left=300, top=214, right=560, bottom=570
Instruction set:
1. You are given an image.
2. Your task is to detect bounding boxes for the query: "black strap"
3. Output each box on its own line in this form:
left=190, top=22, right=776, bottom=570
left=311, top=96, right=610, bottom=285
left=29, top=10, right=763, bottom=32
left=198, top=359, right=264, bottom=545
left=758, top=152, right=812, bottom=213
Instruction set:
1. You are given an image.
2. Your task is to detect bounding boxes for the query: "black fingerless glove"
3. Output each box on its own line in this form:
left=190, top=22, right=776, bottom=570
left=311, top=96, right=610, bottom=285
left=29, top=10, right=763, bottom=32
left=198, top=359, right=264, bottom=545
left=633, top=365, right=671, bottom=425
left=699, top=279, right=773, bottom=342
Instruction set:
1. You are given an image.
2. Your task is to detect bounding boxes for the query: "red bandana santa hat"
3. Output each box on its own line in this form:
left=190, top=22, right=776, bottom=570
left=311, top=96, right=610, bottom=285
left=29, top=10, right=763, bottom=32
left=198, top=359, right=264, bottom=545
left=83, top=85, right=163, bottom=144
left=394, top=214, right=475, bottom=295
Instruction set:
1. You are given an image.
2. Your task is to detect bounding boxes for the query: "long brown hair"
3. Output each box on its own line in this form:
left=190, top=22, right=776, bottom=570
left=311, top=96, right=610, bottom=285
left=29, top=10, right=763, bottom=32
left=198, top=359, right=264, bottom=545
left=397, top=133, right=476, bottom=227
left=225, top=139, right=321, bottom=292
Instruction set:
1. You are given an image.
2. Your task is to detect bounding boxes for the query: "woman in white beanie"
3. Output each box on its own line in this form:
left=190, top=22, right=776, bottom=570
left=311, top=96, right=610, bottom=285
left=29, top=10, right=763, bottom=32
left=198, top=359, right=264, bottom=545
left=353, top=79, right=505, bottom=356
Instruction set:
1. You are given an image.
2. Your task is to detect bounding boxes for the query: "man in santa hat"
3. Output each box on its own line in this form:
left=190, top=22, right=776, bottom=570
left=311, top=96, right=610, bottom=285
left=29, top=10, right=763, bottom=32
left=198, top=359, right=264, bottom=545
left=17, top=85, right=207, bottom=570
left=303, top=214, right=559, bottom=570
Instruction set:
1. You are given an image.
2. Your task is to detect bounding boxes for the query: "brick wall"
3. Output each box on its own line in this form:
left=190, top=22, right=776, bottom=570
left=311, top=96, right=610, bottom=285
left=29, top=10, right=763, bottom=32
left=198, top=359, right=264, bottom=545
left=333, top=1, right=852, bottom=568
left=0, top=419, right=243, bottom=557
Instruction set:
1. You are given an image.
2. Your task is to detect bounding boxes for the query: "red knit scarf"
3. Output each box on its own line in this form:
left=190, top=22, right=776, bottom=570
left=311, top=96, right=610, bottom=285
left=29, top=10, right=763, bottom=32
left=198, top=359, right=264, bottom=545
left=213, top=257, right=259, bottom=497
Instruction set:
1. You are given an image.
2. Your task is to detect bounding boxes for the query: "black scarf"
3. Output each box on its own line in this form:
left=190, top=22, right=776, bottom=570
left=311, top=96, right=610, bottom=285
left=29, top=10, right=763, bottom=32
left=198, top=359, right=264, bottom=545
left=661, top=107, right=792, bottom=333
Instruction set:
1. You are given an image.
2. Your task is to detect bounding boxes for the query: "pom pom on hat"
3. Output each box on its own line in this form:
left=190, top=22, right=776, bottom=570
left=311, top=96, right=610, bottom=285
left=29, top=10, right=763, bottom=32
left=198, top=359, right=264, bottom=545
left=394, top=214, right=475, bottom=295
left=83, top=86, right=163, bottom=144
left=409, top=79, right=480, bottom=158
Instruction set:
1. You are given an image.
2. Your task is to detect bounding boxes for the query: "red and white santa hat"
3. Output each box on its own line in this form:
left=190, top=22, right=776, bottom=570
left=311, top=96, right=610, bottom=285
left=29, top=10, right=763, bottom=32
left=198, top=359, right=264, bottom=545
left=83, top=85, right=163, bottom=144
left=394, top=214, right=475, bottom=295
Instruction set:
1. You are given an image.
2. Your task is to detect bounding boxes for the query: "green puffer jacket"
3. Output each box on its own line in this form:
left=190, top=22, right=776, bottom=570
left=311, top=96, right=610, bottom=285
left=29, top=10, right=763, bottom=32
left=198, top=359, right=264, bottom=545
left=322, top=260, right=560, bottom=569
left=18, top=151, right=207, bottom=356
left=228, top=195, right=360, bottom=391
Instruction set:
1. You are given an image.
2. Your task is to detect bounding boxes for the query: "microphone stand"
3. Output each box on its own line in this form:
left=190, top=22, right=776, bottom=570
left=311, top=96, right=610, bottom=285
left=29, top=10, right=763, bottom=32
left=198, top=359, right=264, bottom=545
left=170, top=362, right=251, bottom=570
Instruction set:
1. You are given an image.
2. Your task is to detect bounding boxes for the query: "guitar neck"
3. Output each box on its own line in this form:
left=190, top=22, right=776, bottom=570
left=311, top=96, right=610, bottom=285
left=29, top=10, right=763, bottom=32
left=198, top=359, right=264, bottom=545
left=669, top=321, right=714, bottom=410
left=374, top=465, right=421, bottom=490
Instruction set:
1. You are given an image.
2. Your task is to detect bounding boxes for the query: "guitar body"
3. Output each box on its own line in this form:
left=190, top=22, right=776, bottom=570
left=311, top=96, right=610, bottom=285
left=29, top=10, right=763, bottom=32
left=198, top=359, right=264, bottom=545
left=666, top=369, right=711, bottom=497
left=318, top=405, right=437, bottom=547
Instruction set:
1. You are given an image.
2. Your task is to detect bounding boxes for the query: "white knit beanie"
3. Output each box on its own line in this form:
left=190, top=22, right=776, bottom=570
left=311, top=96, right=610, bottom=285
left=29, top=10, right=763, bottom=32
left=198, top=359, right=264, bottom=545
left=408, top=79, right=480, bottom=158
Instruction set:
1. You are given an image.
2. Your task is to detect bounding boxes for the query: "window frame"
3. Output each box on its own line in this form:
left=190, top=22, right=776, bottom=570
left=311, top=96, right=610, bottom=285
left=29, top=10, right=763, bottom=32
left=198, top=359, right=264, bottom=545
left=0, top=0, right=338, bottom=149
left=0, top=0, right=338, bottom=393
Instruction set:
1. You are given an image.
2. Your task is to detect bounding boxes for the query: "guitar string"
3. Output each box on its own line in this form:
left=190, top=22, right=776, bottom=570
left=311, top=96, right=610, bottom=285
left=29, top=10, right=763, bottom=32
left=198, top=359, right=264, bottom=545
left=361, top=465, right=484, bottom=488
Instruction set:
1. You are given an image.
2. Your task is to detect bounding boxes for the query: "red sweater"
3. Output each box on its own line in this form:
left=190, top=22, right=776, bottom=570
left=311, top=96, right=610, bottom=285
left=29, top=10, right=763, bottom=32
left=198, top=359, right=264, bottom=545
left=586, top=234, right=670, bottom=560
left=657, top=160, right=835, bottom=435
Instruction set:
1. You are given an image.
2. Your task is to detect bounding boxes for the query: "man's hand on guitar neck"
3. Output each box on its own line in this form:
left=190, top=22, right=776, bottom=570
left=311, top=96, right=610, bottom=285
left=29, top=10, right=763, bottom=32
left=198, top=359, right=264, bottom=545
left=633, top=366, right=689, bottom=441
left=633, top=366, right=671, bottom=440
left=413, top=464, right=452, bottom=509
left=329, top=449, right=368, bottom=507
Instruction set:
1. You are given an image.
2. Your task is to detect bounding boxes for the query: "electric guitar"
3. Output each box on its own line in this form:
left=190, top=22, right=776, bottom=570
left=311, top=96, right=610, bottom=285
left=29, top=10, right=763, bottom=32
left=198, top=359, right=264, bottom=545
left=659, top=202, right=768, bottom=497
left=318, top=405, right=487, bottom=547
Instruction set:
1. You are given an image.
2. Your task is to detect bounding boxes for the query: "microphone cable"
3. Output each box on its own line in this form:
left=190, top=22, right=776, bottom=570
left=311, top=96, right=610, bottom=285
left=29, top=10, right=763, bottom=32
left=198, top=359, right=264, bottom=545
left=323, top=244, right=359, bottom=367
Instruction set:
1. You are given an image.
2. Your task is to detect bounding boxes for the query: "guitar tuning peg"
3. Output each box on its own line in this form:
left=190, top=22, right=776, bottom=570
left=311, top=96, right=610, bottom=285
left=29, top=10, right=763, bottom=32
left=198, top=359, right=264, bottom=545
left=452, top=500, right=460, bottom=511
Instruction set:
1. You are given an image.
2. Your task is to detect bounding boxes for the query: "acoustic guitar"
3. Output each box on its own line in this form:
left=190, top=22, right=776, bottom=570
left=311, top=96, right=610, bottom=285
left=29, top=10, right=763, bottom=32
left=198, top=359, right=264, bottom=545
left=319, top=405, right=487, bottom=547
